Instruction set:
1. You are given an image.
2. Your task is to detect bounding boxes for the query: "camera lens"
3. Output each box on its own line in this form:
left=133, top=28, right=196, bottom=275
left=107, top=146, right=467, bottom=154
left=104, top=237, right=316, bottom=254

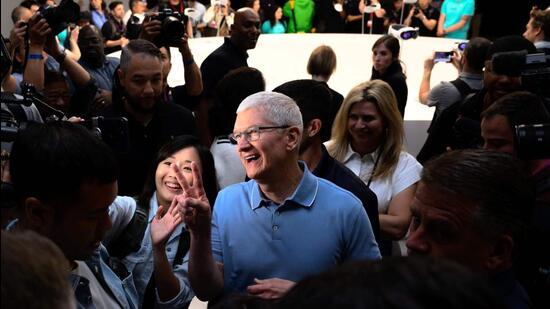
left=163, top=16, right=185, bottom=43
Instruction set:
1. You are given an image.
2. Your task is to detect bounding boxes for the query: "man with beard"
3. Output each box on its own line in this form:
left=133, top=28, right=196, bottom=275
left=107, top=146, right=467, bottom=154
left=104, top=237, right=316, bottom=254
left=406, top=149, right=534, bottom=309
left=100, top=39, right=198, bottom=196
left=78, top=25, right=120, bottom=110
left=197, top=7, right=261, bottom=146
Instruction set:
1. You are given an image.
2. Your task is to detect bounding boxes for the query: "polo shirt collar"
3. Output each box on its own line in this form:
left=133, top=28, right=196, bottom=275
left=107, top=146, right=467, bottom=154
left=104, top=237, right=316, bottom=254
left=250, top=161, right=318, bottom=210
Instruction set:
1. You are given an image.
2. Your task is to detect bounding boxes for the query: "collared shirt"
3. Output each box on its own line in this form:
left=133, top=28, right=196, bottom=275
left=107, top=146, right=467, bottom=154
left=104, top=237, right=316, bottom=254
left=79, top=57, right=120, bottom=91
left=212, top=162, right=381, bottom=294
left=312, top=145, right=380, bottom=243
left=107, top=195, right=194, bottom=308
left=340, top=145, right=422, bottom=214
left=6, top=221, right=138, bottom=309
left=200, top=37, right=249, bottom=97
left=69, top=246, right=139, bottom=309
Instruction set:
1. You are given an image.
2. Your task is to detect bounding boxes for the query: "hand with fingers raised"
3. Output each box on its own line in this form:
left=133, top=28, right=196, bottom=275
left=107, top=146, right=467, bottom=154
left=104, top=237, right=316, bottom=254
left=171, top=161, right=212, bottom=236
left=151, top=197, right=184, bottom=249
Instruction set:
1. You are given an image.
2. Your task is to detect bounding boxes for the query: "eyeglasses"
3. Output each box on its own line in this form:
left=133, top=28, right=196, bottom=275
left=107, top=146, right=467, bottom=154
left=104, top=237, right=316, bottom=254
left=229, top=125, right=290, bottom=144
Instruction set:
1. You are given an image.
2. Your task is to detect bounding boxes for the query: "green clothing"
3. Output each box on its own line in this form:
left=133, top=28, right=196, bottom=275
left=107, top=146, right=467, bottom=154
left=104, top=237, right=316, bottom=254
left=283, top=0, right=315, bottom=33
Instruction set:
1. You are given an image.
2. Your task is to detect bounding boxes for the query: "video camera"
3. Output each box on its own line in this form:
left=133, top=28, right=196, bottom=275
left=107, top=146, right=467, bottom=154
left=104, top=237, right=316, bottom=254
left=1, top=84, right=130, bottom=156
left=39, top=0, right=80, bottom=35
left=515, top=123, right=550, bottom=160
left=153, top=3, right=188, bottom=47
left=491, top=51, right=550, bottom=97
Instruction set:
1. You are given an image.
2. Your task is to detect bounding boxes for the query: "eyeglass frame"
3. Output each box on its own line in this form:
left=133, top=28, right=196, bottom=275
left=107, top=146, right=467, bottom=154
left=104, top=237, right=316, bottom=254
left=229, top=125, right=291, bottom=145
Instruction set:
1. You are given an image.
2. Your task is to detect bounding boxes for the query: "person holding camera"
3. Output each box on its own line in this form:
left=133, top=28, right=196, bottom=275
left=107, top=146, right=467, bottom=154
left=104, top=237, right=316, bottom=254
left=418, top=37, right=491, bottom=121
left=480, top=91, right=550, bottom=309
left=203, top=0, right=235, bottom=37
left=417, top=35, right=537, bottom=164
left=403, top=0, right=439, bottom=37
left=100, top=39, right=198, bottom=197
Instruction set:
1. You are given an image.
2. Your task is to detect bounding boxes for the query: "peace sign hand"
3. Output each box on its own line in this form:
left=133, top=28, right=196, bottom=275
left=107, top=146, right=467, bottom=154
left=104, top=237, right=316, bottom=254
left=172, top=161, right=212, bottom=236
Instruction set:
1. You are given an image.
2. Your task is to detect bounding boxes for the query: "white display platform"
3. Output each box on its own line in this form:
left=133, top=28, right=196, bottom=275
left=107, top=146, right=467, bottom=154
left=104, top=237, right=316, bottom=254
left=114, top=34, right=465, bottom=155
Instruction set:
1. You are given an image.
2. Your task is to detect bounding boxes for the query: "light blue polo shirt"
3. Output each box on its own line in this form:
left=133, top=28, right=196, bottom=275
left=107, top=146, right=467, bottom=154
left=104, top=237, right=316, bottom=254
left=211, top=162, right=381, bottom=294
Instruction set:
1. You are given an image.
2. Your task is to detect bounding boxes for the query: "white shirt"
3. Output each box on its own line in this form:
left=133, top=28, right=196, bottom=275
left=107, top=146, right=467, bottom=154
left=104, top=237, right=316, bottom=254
left=72, top=261, right=121, bottom=309
left=339, top=144, right=422, bottom=214
left=210, top=136, right=246, bottom=189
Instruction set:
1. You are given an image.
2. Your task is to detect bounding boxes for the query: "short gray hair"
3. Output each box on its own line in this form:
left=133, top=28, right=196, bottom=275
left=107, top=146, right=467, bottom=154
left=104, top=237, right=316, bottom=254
left=237, top=91, right=303, bottom=132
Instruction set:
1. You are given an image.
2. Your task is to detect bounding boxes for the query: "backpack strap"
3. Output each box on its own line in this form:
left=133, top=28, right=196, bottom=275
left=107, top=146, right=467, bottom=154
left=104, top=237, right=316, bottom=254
left=450, top=77, right=475, bottom=99
left=106, top=198, right=149, bottom=259
left=173, top=229, right=190, bottom=267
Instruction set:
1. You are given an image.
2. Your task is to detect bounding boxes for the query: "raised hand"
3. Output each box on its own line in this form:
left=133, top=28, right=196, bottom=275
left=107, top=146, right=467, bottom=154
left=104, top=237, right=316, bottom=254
left=9, top=21, right=27, bottom=52
left=151, top=197, right=183, bottom=248
left=139, top=15, right=162, bottom=42
left=172, top=161, right=211, bottom=235
left=28, top=15, right=51, bottom=47
left=246, top=278, right=296, bottom=299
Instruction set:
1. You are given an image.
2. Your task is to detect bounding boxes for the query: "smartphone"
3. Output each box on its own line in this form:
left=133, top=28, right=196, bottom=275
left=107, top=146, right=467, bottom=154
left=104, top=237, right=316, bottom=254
left=434, top=51, right=453, bottom=63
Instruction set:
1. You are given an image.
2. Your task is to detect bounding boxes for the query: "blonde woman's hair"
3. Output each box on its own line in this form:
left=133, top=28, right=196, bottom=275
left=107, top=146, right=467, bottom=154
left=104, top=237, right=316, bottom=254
left=327, top=80, right=403, bottom=179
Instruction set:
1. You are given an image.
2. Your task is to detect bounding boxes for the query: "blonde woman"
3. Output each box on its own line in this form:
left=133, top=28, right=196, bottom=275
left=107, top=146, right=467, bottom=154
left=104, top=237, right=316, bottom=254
left=326, top=80, right=422, bottom=256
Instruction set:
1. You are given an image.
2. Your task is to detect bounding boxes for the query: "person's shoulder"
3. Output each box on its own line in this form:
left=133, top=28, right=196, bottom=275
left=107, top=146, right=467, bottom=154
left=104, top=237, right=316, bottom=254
left=215, top=181, right=254, bottom=207
left=317, top=176, right=363, bottom=207
left=397, top=151, right=423, bottom=171
left=105, top=57, right=120, bottom=65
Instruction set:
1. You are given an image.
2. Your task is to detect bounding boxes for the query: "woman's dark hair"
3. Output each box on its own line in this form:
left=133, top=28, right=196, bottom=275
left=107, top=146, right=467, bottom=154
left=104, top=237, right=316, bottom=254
left=268, top=5, right=281, bottom=28
left=372, top=35, right=400, bottom=58
left=89, top=0, right=107, bottom=11
left=138, top=135, right=219, bottom=208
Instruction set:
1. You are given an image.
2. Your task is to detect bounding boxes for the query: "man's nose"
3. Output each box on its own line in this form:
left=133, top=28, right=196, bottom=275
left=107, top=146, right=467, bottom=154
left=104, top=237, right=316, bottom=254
left=405, top=226, right=430, bottom=254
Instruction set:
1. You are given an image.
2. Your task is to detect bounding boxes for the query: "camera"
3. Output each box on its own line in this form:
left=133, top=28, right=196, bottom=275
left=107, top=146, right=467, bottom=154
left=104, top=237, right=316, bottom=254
left=413, top=4, right=420, bottom=15
left=39, top=0, right=80, bottom=35
left=515, top=123, right=550, bottom=159
left=492, top=51, right=550, bottom=97
left=82, top=117, right=130, bottom=154
left=153, top=5, right=188, bottom=47
left=388, top=24, right=419, bottom=40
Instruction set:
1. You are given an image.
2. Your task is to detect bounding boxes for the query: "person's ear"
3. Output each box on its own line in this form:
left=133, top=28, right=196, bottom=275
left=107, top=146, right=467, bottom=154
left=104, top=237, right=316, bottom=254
left=117, top=68, right=125, bottom=88
left=485, top=234, right=514, bottom=274
left=286, top=126, right=301, bottom=151
left=307, top=119, right=322, bottom=137
left=23, top=197, right=55, bottom=234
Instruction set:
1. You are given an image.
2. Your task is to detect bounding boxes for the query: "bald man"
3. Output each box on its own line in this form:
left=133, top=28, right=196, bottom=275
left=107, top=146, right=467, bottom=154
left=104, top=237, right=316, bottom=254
left=197, top=7, right=261, bottom=146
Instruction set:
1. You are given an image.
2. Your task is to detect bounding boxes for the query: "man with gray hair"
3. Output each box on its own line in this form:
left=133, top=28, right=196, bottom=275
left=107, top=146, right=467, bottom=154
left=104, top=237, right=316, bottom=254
left=171, top=91, right=380, bottom=302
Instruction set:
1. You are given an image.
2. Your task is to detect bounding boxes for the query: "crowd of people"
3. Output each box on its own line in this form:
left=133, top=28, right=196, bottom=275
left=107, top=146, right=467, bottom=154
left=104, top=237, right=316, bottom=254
left=1, top=0, right=550, bottom=309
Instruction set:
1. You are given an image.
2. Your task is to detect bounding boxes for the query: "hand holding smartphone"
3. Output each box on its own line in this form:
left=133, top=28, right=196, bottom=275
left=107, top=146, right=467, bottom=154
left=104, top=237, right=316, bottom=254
left=434, top=51, right=453, bottom=63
